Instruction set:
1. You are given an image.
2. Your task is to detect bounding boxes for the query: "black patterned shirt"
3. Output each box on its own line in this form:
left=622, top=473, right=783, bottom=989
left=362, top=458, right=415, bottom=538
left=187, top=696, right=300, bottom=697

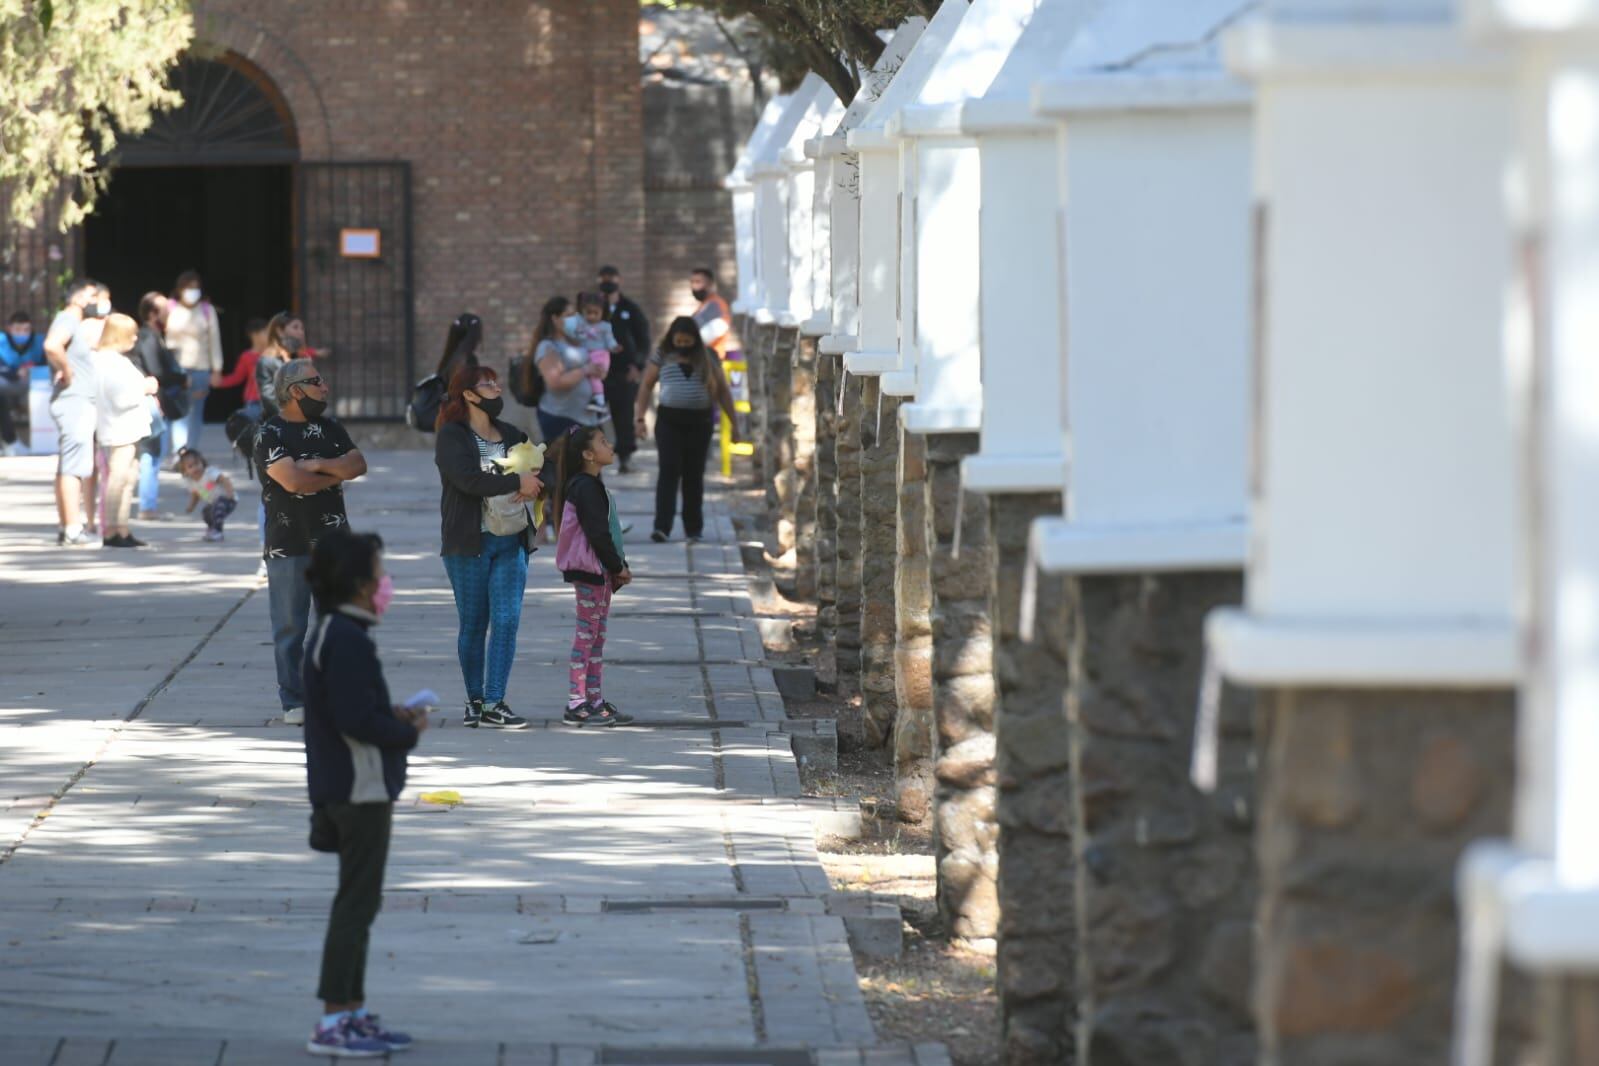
left=255, top=415, right=357, bottom=560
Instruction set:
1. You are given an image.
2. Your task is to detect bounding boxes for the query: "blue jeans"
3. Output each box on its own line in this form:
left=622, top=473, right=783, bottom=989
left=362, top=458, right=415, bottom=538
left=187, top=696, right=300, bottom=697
left=441, top=533, right=528, bottom=704
left=172, top=369, right=210, bottom=455
left=266, top=554, right=313, bottom=711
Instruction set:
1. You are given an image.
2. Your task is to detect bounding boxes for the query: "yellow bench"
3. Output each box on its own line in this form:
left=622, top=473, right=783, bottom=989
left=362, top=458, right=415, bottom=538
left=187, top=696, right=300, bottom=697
left=720, top=357, right=756, bottom=477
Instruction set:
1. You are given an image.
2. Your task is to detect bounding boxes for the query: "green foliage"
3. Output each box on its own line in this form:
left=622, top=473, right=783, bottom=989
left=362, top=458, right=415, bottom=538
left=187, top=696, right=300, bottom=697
left=0, top=0, right=194, bottom=231
left=651, top=0, right=941, bottom=102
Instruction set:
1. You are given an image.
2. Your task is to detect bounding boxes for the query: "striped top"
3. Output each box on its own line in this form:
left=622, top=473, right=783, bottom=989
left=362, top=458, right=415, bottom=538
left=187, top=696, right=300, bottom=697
left=474, top=432, right=508, bottom=533
left=649, top=350, right=713, bottom=411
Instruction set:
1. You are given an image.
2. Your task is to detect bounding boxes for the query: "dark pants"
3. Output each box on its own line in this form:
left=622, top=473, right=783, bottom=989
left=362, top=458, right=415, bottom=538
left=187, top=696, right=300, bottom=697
left=653, top=406, right=714, bottom=538
left=317, top=802, right=393, bottom=1004
left=202, top=495, right=238, bottom=532
left=607, top=375, right=639, bottom=460
left=0, top=375, right=25, bottom=445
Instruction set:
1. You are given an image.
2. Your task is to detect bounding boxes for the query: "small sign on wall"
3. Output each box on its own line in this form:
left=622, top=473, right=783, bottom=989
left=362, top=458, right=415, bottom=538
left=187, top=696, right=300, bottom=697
left=340, top=228, right=382, bottom=259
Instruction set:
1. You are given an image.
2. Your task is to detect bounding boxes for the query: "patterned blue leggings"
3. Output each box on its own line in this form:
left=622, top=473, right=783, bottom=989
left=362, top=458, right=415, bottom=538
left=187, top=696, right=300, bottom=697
left=441, top=533, right=528, bottom=704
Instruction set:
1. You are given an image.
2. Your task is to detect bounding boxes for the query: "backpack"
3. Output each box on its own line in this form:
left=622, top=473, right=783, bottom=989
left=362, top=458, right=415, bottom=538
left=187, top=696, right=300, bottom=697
left=508, top=351, right=545, bottom=408
left=406, top=374, right=445, bottom=433
left=224, top=409, right=259, bottom=477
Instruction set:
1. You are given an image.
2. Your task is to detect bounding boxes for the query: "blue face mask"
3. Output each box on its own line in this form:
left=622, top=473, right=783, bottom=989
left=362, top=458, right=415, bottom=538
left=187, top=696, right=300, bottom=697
left=8, top=330, right=31, bottom=346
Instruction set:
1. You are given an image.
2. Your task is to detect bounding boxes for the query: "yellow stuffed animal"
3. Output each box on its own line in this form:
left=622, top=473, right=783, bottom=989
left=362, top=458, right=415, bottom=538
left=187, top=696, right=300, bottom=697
left=492, top=440, right=547, bottom=527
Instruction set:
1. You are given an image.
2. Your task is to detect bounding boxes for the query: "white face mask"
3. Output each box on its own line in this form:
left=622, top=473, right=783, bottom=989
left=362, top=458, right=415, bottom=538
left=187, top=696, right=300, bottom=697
left=96, top=300, right=111, bottom=317
left=181, top=288, right=202, bottom=306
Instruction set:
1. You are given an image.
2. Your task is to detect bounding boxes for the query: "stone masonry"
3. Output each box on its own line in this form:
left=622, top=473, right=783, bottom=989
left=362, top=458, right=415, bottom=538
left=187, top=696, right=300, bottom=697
left=859, top=379, right=900, bottom=749
left=988, top=493, right=1075, bottom=1066
left=769, top=326, right=799, bottom=555
left=813, top=350, right=840, bottom=691
left=1068, top=573, right=1258, bottom=1066
left=746, top=321, right=775, bottom=493
left=792, top=334, right=820, bottom=601
left=895, top=423, right=935, bottom=825
left=834, top=372, right=865, bottom=702
left=924, top=432, right=998, bottom=943
left=1254, top=688, right=1515, bottom=1066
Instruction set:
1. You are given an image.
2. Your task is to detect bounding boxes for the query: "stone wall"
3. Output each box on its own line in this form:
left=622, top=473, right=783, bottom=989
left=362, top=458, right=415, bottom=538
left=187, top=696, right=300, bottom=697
left=858, top=379, right=900, bottom=748
left=1067, top=572, right=1258, bottom=1066
left=746, top=322, right=775, bottom=492
left=988, top=493, right=1075, bottom=1066
left=813, top=351, right=840, bottom=691
left=834, top=372, right=865, bottom=701
left=924, top=431, right=998, bottom=943
left=769, top=326, right=798, bottom=555
left=895, top=423, right=935, bottom=824
left=1254, top=687, right=1515, bottom=1065
left=792, top=335, right=819, bottom=600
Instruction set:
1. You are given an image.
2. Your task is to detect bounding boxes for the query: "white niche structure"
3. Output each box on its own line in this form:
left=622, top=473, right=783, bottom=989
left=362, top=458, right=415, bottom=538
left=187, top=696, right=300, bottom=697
left=843, top=0, right=969, bottom=374
left=1205, top=0, right=1518, bottom=686
left=1451, top=5, right=1599, bottom=1065
left=888, top=0, right=1047, bottom=434
left=1023, top=0, right=1256, bottom=578
left=748, top=77, right=826, bottom=326
left=727, top=93, right=793, bottom=318
left=777, top=82, right=843, bottom=331
left=806, top=18, right=929, bottom=350
left=956, top=0, right=1089, bottom=494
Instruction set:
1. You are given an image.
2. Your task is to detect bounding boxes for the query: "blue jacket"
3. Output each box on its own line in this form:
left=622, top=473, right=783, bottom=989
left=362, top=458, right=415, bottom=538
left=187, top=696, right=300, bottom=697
left=303, top=606, right=418, bottom=805
left=0, top=331, right=42, bottom=379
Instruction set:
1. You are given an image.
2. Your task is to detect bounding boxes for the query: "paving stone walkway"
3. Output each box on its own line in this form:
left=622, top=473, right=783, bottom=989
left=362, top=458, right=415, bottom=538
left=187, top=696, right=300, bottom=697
left=0, top=444, right=947, bottom=1066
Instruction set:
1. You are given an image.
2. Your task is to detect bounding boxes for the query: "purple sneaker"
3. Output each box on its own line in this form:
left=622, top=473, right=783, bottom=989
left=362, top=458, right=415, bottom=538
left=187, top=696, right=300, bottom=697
left=351, top=1012, right=414, bottom=1052
left=306, top=1015, right=388, bottom=1058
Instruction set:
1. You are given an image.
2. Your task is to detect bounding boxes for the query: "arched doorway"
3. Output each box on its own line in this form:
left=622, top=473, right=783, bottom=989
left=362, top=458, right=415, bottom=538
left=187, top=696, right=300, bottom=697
left=84, top=54, right=298, bottom=422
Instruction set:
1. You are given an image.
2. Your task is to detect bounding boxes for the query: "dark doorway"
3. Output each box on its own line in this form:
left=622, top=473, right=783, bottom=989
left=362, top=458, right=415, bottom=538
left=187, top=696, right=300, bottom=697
left=84, top=165, right=293, bottom=421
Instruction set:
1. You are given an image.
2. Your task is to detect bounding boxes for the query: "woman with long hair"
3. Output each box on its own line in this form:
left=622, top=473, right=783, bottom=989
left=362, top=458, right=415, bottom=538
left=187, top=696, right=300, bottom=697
left=530, top=295, right=602, bottom=443
left=434, top=363, right=544, bottom=729
left=436, top=312, right=483, bottom=382
left=634, top=316, right=739, bottom=542
left=163, top=269, right=222, bottom=454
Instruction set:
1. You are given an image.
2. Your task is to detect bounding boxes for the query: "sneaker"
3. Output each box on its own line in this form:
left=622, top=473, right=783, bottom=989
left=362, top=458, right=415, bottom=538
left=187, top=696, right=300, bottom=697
left=307, top=1015, right=388, bottom=1058
left=256, top=560, right=269, bottom=580
left=563, top=703, right=595, bottom=727
left=593, top=701, right=634, bottom=726
left=58, top=528, right=96, bottom=547
left=617, top=458, right=631, bottom=475
left=463, top=698, right=484, bottom=729
left=686, top=534, right=703, bottom=544
left=283, top=706, right=305, bottom=726
left=586, top=397, right=610, bottom=415
left=480, top=702, right=528, bottom=729
left=202, top=528, right=223, bottom=543
left=650, top=530, right=668, bottom=544
left=103, top=533, right=138, bottom=548
left=350, top=1012, right=413, bottom=1052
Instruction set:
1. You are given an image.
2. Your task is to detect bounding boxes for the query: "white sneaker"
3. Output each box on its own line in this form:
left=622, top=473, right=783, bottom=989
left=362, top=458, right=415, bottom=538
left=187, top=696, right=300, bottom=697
left=256, top=560, right=268, bottom=580
left=283, top=707, right=304, bottom=726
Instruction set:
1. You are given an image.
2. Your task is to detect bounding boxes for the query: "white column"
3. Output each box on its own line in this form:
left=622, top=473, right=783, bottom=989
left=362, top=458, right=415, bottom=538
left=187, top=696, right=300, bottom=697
left=727, top=93, right=793, bottom=316
left=1206, top=14, right=1518, bottom=685
left=842, top=0, right=969, bottom=376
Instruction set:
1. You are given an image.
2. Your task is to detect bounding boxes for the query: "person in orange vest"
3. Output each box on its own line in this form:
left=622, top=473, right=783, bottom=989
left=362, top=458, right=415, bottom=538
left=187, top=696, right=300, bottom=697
left=689, top=268, right=735, bottom=360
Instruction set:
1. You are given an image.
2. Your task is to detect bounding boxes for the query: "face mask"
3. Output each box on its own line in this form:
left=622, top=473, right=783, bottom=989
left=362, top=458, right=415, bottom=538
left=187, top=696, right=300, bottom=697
left=9, top=330, right=31, bottom=345
left=97, top=300, right=112, bottom=317
left=281, top=335, right=303, bottom=355
left=296, top=392, right=328, bottom=420
left=474, top=395, right=505, bottom=419
left=599, top=281, right=619, bottom=295
left=690, top=287, right=709, bottom=302
left=181, top=288, right=201, bottom=306
left=82, top=301, right=105, bottom=319
left=371, top=574, right=395, bottom=617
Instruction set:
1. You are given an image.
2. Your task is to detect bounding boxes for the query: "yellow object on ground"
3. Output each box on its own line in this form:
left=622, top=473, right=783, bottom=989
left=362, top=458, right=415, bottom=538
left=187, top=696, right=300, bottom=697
left=419, top=790, right=463, bottom=807
left=721, top=358, right=755, bottom=477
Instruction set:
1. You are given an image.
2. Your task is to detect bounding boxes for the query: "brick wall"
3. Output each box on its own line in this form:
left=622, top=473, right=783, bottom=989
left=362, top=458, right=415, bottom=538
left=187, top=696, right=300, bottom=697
left=193, top=0, right=645, bottom=373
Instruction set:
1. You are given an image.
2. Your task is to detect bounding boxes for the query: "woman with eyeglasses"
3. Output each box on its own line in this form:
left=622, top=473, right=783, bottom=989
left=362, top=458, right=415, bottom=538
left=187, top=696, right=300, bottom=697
left=433, top=363, right=545, bottom=730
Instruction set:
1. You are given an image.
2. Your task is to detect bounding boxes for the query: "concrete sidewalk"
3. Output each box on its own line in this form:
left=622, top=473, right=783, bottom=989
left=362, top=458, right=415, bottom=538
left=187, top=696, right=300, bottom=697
left=0, top=443, right=946, bottom=1066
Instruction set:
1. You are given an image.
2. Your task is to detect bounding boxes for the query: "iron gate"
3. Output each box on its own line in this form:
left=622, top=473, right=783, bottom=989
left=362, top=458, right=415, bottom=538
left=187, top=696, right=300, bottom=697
left=297, top=162, right=414, bottom=420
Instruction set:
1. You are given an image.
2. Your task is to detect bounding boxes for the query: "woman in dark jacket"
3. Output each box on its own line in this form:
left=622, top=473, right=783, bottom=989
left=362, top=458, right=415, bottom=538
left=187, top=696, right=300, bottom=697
left=434, top=363, right=544, bottom=729
left=132, top=291, right=185, bottom=519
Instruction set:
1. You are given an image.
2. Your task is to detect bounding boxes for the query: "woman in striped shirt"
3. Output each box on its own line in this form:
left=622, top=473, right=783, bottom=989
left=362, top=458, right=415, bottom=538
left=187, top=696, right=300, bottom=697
left=634, top=316, right=739, bottom=542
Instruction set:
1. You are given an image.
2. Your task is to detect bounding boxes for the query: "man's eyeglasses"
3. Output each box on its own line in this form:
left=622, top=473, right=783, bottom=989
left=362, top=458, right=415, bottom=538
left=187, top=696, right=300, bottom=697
left=293, top=375, right=324, bottom=389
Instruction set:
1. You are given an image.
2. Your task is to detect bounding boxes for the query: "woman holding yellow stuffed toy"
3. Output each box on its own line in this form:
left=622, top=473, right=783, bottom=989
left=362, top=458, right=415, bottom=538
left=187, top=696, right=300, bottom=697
left=434, top=364, right=544, bottom=729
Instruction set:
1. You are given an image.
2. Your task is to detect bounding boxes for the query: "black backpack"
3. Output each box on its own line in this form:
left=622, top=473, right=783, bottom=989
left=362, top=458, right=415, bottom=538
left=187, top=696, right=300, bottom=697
left=508, top=352, right=544, bottom=408
left=406, top=374, right=445, bottom=433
